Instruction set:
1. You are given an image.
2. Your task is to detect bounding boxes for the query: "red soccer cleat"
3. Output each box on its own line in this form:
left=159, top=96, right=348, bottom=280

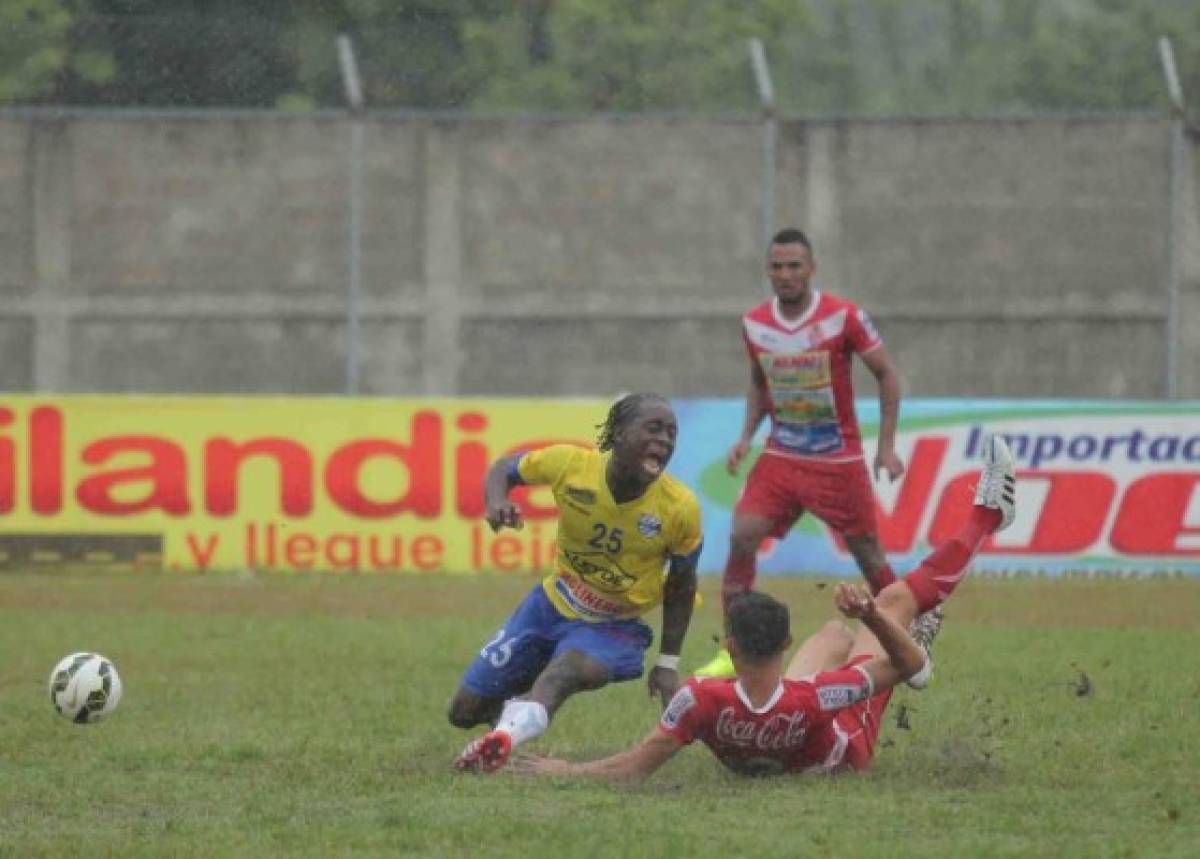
left=454, top=730, right=513, bottom=774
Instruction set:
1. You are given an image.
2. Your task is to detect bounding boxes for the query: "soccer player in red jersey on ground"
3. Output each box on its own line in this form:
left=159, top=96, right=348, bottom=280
left=513, top=436, right=1016, bottom=781
left=698, top=227, right=908, bottom=679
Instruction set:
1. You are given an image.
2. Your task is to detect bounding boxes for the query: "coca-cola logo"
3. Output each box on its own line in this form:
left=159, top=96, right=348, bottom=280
left=714, top=706, right=808, bottom=751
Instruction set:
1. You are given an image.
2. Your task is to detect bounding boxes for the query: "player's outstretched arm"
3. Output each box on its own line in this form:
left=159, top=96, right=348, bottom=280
left=511, top=730, right=681, bottom=782
left=834, top=583, right=925, bottom=691
left=484, top=455, right=524, bottom=532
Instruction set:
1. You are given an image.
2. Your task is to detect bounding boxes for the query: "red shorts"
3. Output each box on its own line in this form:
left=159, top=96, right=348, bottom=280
left=835, top=654, right=893, bottom=771
left=735, top=452, right=878, bottom=538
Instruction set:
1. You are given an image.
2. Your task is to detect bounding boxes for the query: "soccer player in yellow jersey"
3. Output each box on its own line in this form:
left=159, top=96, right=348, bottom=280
left=450, top=394, right=704, bottom=773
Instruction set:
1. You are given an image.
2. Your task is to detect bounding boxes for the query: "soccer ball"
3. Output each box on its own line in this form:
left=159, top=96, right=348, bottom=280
left=48, top=652, right=123, bottom=724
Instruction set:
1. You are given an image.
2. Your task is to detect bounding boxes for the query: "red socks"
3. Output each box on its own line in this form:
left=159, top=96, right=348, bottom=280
left=721, top=553, right=757, bottom=613
left=867, top=562, right=898, bottom=595
left=903, top=507, right=1002, bottom=613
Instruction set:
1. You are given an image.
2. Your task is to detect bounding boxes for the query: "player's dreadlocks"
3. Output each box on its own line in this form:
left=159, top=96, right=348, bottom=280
left=596, top=393, right=668, bottom=452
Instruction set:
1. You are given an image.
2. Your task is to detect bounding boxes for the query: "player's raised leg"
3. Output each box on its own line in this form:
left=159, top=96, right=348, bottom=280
left=975, top=433, right=1017, bottom=530
left=902, top=433, right=1015, bottom=613
left=784, top=619, right=856, bottom=679
left=844, top=525, right=939, bottom=689
left=847, top=434, right=1016, bottom=669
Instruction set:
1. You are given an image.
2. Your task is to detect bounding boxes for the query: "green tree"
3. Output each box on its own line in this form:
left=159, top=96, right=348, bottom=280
left=4, top=0, right=1200, bottom=117
left=0, top=0, right=113, bottom=103
left=1012, top=0, right=1200, bottom=113
left=55, top=0, right=294, bottom=107
left=789, top=0, right=1200, bottom=117
left=284, top=0, right=510, bottom=110
left=460, top=0, right=804, bottom=112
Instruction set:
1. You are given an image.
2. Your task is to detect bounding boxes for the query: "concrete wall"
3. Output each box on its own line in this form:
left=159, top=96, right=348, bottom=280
left=1, top=110, right=1196, bottom=399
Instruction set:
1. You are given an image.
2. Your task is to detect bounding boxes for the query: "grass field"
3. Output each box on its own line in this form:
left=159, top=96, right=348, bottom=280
left=2, top=570, right=1198, bottom=858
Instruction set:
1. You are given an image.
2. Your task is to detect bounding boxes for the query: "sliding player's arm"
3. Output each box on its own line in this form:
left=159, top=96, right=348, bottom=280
left=834, top=583, right=925, bottom=691
left=512, top=729, right=682, bottom=783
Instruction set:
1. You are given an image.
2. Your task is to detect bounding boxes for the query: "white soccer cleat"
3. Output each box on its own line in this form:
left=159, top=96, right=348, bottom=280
left=904, top=605, right=943, bottom=690
left=973, top=434, right=1016, bottom=532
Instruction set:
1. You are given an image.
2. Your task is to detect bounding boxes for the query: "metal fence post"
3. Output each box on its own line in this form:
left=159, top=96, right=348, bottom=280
left=1158, top=36, right=1185, bottom=401
left=749, top=37, right=776, bottom=295
left=337, top=34, right=365, bottom=395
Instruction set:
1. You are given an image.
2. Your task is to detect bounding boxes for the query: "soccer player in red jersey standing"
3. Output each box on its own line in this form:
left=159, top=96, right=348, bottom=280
left=513, top=436, right=1016, bottom=781
left=697, top=227, right=907, bottom=679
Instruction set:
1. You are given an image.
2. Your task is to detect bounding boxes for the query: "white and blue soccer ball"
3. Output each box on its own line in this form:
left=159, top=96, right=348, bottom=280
left=48, top=653, right=123, bottom=724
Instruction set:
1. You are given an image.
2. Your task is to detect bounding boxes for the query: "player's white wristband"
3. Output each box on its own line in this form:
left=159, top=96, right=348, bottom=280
left=655, top=654, right=681, bottom=671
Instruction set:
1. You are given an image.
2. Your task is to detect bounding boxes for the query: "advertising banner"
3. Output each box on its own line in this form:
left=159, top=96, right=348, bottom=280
left=0, top=397, right=604, bottom=575
left=673, top=398, right=1200, bottom=576
left=1, top=396, right=1197, bottom=575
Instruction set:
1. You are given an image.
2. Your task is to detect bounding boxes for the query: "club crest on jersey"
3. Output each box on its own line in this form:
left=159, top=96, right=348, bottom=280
left=565, top=486, right=596, bottom=505
left=661, top=686, right=696, bottom=729
left=637, top=514, right=663, bottom=537
left=817, top=684, right=863, bottom=710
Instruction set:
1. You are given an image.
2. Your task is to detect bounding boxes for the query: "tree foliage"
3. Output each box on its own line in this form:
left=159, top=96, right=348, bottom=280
left=459, top=0, right=800, bottom=112
left=0, top=0, right=109, bottom=103
left=1, top=0, right=1199, bottom=118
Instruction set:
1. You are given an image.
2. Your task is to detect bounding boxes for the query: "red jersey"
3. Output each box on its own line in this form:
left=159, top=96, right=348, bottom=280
left=658, top=658, right=891, bottom=776
left=741, top=291, right=882, bottom=461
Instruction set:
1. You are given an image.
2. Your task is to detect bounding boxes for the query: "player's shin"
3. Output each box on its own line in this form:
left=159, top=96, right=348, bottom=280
left=721, top=554, right=757, bottom=612
left=902, top=506, right=1001, bottom=613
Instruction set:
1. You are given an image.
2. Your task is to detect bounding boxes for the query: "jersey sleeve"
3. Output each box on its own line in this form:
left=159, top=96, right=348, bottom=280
left=846, top=303, right=883, bottom=354
left=803, top=664, right=875, bottom=713
left=667, top=490, right=704, bottom=559
left=657, top=680, right=704, bottom=744
left=515, top=444, right=582, bottom=487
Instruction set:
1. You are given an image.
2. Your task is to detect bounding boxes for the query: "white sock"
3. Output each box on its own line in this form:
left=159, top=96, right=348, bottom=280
left=906, top=658, right=934, bottom=690
left=494, top=699, right=549, bottom=748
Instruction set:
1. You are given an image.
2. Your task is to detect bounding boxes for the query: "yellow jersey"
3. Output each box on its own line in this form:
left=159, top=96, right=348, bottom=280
left=517, top=444, right=703, bottom=622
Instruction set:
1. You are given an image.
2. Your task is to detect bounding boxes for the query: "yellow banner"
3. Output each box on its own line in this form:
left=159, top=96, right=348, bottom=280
left=0, top=396, right=610, bottom=573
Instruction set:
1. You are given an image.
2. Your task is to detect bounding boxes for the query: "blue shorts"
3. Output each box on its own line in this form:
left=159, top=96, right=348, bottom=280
left=460, top=585, right=654, bottom=700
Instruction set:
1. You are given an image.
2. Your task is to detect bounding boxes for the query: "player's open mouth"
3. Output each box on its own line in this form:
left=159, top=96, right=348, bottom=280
left=641, top=448, right=670, bottom=477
